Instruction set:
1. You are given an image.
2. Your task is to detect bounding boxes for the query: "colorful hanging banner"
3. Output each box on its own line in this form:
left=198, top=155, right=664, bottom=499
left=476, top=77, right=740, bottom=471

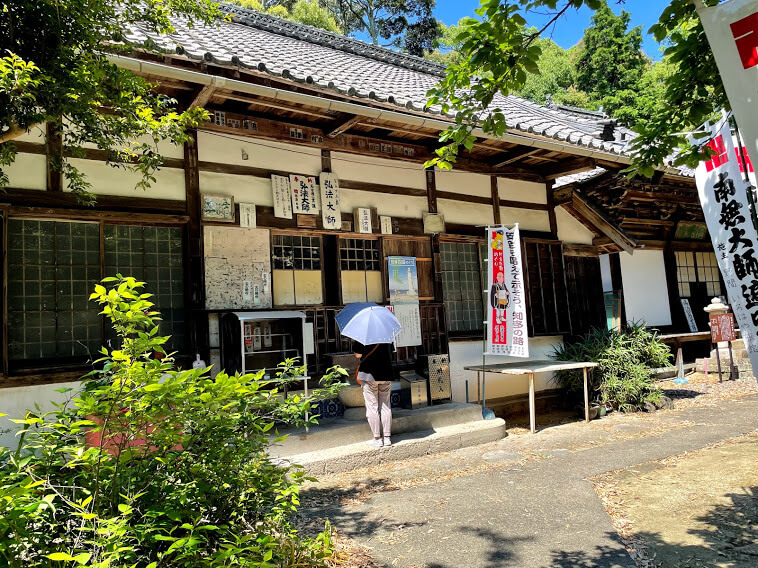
left=486, top=225, right=528, bottom=357
left=693, top=115, right=758, bottom=376
left=696, top=0, right=758, bottom=164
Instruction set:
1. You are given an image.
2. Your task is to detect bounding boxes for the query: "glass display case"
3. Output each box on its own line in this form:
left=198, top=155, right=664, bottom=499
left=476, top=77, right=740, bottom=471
left=220, top=311, right=313, bottom=376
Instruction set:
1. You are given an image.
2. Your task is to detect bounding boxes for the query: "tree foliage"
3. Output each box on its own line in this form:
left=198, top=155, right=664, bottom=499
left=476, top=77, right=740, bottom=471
left=325, top=0, right=439, bottom=56
left=0, top=275, right=346, bottom=567
left=0, top=0, right=227, bottom=203
left=226, top=0, right=343, bottom=33
left=425, top=0, right=726, bottom=177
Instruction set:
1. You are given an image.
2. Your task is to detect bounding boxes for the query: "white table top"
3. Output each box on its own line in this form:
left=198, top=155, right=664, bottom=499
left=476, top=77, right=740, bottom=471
left=463, top=359, right=598, bottom=374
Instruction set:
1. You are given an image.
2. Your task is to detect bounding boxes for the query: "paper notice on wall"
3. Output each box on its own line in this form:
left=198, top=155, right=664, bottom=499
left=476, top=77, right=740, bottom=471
left=271, top=175, right=293, bottom=219
left=239, top=203, right=256, bottom=228
left=693, top=115, right=758, bottom=376
left=387, top=256, right=419, bottom=303
left=320, top=172, right=341, bottom=230
left=290, top=174, right=319, bottom=215
left=486, top=225, right=528, bottom=357
left=391, top=302, right=422, bottom=348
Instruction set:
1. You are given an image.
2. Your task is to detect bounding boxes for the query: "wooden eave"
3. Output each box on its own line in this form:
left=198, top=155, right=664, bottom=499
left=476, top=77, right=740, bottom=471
left=127, top=50, right=621, bottom=180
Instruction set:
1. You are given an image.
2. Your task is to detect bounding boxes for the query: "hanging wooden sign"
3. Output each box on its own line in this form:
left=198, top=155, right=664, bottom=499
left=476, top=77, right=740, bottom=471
left=319, top=172, right=341, bottom=230
left=289, top=174, right=319, bottom=215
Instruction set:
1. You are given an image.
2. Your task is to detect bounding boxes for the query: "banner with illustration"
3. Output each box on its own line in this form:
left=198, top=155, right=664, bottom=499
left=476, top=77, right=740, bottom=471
left=486, top=225, right=528, bottom=357
left=693, top=115, right=758, bottom=377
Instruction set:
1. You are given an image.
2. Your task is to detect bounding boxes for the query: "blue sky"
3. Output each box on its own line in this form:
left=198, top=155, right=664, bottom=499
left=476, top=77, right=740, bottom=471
left=434, top=0, right=666, bottom=59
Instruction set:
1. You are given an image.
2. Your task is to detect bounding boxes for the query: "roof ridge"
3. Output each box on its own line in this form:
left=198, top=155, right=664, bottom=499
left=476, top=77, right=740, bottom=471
left=218, top=3, right=448, bottom=78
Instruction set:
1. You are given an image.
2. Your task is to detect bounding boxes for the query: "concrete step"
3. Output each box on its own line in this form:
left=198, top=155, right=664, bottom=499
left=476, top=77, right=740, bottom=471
left=695, top=357, right=754, bottom=378
left=277, top=418, right=507, bottom=476
left=269, top=402, right=485, bottom=457
left=710, top=348, right=749, bottom=360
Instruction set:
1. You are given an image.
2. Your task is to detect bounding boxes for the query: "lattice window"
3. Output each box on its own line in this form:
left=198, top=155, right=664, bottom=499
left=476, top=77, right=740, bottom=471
left=440, top=241, right=484, bottom=333
left=7, top=220, right=102, bottom=361
left=676, top=251, right=722, bottom=298
left=104, top=225, right=185, bottom=348
left=272, top=234, right=323, bottom=305
left=339, top=238, right=382, bottom=303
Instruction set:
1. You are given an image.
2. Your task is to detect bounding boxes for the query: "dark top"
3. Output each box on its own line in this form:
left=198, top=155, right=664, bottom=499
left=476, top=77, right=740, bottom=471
left=353, top=342, right=394, bottom=382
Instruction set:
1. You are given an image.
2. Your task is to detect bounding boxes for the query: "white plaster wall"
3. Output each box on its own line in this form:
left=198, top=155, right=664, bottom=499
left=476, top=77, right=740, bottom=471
left=600, top=254, right=613, bottom=292
left=199, top=172, right=274, bottom=206
left=0, top=381, right=82, bottom=449
left=199, top=132, right=323, bottom=175
left=498, top=178, right=548, bottom=204
left=436, top=170, right=491, bottom=198
left=77, top=135, right=185, bottom=160
left=500, top=206, right=550, bottom=232
left=438, top=200, right=494, bottom=227
left=620, top=250, right=672, bottom=326
left=65, top=159, right=185, bottom=201
left=331, top=152, right=426, bottom=191
left=339, top=188, right=427, bottom=219
left=4, top=153, right=47, bottom=190
left=449, top=336, right=564, bottom=403
left=556, top=207, right=595, bottom=245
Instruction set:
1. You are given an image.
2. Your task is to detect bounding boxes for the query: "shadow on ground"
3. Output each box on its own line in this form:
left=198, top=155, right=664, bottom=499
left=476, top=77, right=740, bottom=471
left=299, top=478, right=758, bottom=567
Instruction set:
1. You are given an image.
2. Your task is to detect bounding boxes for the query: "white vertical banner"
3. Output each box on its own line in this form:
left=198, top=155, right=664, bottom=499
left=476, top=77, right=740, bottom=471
left=319, top=172, right=341, bottom=230
left=696, top=0, right=758, bottom=162
left=693, top=115, right=758, bottom=375
left=271, top=174, right=293, bottom=219
left=486, top=225, right=528, bottom=357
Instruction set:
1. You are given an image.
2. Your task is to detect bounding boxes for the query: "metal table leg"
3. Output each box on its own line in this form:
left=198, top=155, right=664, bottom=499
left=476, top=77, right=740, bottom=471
left=583, top=366, right=590, bottom=423
left=529, top=372, right=536, bottom=434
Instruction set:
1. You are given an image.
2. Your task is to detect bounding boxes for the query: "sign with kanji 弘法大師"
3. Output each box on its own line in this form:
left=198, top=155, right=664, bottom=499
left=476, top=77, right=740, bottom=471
left=486, top=225, right=528, bottom=357
left=319, top=172, right=340, bottom=230
left=271, top=174, right=293, bottom=219
left=696, top=1, right=758, bottom=167
left=693, top=115, right=758, bottom=377
left=289, top=174, right=319, bottom=215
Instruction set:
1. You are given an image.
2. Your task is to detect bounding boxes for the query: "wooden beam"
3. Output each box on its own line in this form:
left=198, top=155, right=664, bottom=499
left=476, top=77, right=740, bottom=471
left=189, top=84, right=217, bottom=109
left=558, top=202, right=602, bottom=237
left=426, top=168, right=437, bottom=213
left=491, top=176, right=501, bottom=225
left=1, top=205, right=7, bottom=377
left=327, top=114, right=363, bottom=138
left=8, top=206, right=188, bottom=224
left=0, top=188, right=187, bottom=215
left=15, top=141, right=185, bottom=170
left=490, top=147, right=540, bottom=167
left=562, top=243, right=600, bottom=257
left=221, top=93, right=336, bottom=119
left=499, top=198, right=550, bottom=212
left=184, top=130, right=207, bottom=360
left=543, top=157, right=597, bottom=180
left=572, top=193, right=637, bottom=254
left=546, top=180, right=557, bottom=237
left=46, top=123, right=62, bottom=192
left=321, top=149, right=331, bottom=172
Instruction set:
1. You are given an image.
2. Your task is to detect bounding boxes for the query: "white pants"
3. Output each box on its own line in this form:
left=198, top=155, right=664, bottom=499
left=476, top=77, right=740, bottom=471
left=361, top=380, right=392, bottom=438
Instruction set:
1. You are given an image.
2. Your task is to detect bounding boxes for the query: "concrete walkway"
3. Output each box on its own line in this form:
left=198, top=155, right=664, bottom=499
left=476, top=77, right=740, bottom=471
left=299, top=392, right=758, bottom=567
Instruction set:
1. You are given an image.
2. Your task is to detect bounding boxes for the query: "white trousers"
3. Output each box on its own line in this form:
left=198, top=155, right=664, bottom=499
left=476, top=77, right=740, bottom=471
left=361, top=380, right=392, bottom=438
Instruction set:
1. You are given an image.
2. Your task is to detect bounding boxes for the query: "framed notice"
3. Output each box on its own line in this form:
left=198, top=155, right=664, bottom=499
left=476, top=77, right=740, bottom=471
left=239, top=203, right=256, bottom=228
left=202, top=194, right=235, bottom=222
left=390, top=302, right=422, bottom=348
left=710, top=313, right=736, bottom=343
left=387, top=256, right=418, bottom=303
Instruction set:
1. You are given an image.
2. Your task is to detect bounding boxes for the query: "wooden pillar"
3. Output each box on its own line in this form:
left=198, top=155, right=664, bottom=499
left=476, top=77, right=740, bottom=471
left=2, top=207, right=7, bottom=377
left=663, top=235, right=687, bottom=331
left=183, top=130, right=208, bottom=360
left=426, top=167, right=437, bottom=214
left=491, top=176, right=501, bottom=225
left=46, top=122, right=62, bottom=192
left=609, top=252, right=626, bottom=327
left=546, top=179, right=558, bottom=238
left=321, top=149, right=332, bottom=173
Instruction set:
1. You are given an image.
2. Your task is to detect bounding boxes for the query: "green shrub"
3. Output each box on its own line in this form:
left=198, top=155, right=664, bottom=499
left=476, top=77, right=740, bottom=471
left=0, top=275, right=346, bottom=567
left=552, top=323, right=672, bottom=412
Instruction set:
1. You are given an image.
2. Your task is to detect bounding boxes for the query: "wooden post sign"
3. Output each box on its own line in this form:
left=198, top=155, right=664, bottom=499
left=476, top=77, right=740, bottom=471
left=710, top=313, right=736, bottom=343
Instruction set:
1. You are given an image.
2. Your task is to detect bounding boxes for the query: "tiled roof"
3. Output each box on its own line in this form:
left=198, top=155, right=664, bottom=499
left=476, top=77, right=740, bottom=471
left=121, top=5, right=634, bottom=157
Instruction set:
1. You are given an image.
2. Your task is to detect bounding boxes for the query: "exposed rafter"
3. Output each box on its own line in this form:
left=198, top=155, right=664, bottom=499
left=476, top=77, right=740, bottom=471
left=327, top=114, right=364, bottom=138
left=543, top=157, right=597, bottom=180
left=189, top=84, right=218, bottom=109
left=489, top=147, right=541, bottom=168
